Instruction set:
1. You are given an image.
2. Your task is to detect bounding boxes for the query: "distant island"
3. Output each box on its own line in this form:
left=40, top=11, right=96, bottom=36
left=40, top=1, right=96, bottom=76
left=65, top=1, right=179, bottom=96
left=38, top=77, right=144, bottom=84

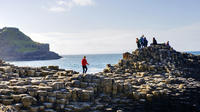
left=0, top=27, right=62, bottom=61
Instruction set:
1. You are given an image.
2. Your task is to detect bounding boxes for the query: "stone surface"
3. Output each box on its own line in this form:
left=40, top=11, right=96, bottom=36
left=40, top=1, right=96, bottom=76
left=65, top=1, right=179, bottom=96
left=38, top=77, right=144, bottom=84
left=0, top=44, right=200, bottom=112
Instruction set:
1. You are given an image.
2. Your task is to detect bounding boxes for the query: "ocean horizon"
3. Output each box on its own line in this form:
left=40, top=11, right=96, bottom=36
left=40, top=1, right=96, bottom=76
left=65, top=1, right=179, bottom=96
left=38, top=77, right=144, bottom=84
left=8, top=51, right=200, bottom=73
left=8, top=54, right=122, bottom=73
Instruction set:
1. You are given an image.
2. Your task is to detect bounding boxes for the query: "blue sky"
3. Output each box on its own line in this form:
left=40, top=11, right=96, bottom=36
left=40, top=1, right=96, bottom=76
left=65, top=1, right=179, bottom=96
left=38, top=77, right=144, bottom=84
left=0, top=0, right=200, bottom=54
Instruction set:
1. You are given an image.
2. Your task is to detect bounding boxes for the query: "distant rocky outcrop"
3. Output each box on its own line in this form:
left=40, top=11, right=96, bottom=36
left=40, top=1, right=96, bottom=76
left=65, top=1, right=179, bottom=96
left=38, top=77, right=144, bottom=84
left=0, top=44, right=200, bottom=112
left=0, top=27, right=61, bottom=61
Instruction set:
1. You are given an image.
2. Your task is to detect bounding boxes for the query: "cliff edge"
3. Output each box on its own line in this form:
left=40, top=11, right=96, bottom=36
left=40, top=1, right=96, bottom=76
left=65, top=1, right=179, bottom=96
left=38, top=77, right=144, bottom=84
left=0, top=27, right=61, bottom=61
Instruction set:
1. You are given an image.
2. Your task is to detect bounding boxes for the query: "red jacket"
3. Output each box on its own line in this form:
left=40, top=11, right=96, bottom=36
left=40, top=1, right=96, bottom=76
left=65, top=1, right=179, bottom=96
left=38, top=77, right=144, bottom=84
left=81, top=58, right=88, bottom=66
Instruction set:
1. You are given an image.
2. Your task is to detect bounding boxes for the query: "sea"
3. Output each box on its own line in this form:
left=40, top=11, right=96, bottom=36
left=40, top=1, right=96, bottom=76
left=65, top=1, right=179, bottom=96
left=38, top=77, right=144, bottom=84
left=8, top=54, right=122, bottom=73
left=7, top=52, right=200, bottom=73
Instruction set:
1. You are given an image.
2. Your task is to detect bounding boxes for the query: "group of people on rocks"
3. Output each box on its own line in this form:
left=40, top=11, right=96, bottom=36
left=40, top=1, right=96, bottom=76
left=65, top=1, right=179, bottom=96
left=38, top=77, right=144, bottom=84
left=81, top=35, right=170, bottom=74
left=136, top=35, right=169, bottom=49
left=136, top=35, right=148, bottom=49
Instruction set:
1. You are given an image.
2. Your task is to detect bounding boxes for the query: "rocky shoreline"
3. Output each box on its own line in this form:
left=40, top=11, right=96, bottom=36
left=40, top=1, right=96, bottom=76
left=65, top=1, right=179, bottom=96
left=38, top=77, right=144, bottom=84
left=0, top=44, right=200, bottom=112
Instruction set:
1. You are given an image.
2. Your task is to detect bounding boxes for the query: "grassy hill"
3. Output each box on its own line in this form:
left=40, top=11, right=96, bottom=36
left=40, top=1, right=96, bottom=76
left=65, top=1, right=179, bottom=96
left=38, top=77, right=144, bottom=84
left=0, top=27, right=43, bottom=53
left=0, top=27, right=61, bottom=61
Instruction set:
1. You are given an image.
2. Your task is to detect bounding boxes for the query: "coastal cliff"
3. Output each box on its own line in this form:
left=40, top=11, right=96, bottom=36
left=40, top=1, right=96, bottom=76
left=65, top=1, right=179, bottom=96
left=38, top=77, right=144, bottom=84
left=0, top=44, right=200, bottom=112
left=0, top=27, right=61, bottom=61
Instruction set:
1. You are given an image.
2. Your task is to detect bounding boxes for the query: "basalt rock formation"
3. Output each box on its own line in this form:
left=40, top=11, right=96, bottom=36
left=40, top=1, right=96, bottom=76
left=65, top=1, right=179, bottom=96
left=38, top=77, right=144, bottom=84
left=105, top=44, right=200, bottom=79
left=0, top=44, right=200, bottom=112
left=103, top=44, right=200, bottom=111
left=0, top=104, right=17, bottom=112
left=0, top=27, right=61, bottom=61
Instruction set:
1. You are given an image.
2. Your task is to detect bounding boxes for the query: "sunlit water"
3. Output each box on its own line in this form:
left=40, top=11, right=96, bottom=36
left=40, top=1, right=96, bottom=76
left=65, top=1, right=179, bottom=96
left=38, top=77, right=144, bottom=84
left=8, top=54, right=122, bottom=73
left=7, top=52, right=200, bottom=73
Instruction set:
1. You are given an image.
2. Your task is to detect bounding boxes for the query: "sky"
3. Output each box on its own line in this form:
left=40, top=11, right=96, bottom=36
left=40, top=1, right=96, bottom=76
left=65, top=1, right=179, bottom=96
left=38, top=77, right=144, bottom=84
left=0, top=0, right=200, bottom=55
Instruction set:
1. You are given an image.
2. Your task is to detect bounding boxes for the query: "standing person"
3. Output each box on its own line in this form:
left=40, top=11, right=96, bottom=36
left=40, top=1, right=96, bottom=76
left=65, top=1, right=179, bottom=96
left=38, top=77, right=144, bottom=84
left=140, top=35, right=144, bottom=48
left=81, top=56, right=89, bottom=74
left=144, top=37, right=148, bottom=47
left=136, top=38, right=141, bottom=49
left=152, top=37, right=157, bottom=45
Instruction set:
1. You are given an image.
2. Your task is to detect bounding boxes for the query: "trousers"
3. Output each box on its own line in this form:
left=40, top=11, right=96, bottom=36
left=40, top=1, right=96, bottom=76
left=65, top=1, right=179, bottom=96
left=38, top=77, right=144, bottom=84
left=82, top=66, right=88, bottom=73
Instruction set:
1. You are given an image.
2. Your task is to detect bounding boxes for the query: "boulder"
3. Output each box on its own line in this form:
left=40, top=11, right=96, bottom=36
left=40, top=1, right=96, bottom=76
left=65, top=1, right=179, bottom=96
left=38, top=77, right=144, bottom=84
left=51, top=82, right=65, bottom=90
left=22, top=95, right=37, bottom=107
left=0, top=66, right=12, bottom=73
left=43, top=103, right=53, bottom=109
left=48, top=66, right=59, bottom=70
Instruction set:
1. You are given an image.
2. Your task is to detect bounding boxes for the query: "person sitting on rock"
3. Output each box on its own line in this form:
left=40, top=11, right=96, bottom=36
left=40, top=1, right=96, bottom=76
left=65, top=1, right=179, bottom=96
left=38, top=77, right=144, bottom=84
left=152, top=37, right=157, bottom=45
left=166, top=41, right=170, bottom=46
left=140, top=35, right=145, bottom=48
left=144, top=37, right=148, bottom=47
left=82, top=56, right=89, bottom=74
left=136, top=38, right=141, bottom=49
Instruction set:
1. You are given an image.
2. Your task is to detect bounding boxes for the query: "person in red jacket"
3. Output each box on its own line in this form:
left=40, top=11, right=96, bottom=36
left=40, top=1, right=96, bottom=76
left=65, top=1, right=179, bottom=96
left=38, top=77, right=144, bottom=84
left=81, top=56, right=89, bottom=73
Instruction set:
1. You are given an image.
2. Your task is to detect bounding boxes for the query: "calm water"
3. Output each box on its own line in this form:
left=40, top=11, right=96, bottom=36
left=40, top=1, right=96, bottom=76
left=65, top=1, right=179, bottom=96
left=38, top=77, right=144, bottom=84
left=187, top=51, right=200, bottom=55
left=8, top=54, right=122, bottom=73
left=7, top=52, right=200, bottom=73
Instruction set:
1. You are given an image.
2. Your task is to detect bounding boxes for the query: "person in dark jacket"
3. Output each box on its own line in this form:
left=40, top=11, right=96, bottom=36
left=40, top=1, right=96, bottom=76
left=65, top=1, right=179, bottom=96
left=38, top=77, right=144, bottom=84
left=152, top=37, right=157, bottom=45
left=144, top=37, right=148, bottom=47
left=81, top=56, right=89, bottom=73
left=140, top=35, right=144, bottom=48
left=136, top=38, right=141, bottom=49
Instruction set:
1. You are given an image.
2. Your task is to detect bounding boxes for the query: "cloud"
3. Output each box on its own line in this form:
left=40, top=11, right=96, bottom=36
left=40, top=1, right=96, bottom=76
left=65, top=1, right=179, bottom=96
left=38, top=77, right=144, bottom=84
left=29, top=29, right=136, bottom=54
left=29, top=23, right=200, bottom=55
left=48, top=0, right=95, bottom=12
left=73, top=0, right=94, bottom=6
left=158, top=23, right=200, bottom=51
left=49, top=7, right=67, bottom=12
